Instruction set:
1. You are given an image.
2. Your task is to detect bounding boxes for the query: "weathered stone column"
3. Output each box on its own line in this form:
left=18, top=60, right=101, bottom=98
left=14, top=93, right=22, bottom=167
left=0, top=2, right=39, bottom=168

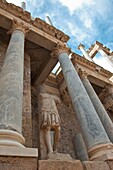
left=73, top=133, right=89, bottom=161
left=0, top=19, right=29, bottom=147
left=78, top=43, right=93, bottom=62
left=51, top=44, right=113, bottom=160
left=79, top=69, right=113, bottom=143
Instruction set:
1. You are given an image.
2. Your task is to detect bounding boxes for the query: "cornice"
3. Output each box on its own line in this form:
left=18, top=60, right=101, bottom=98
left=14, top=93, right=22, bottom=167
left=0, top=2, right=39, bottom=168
left=0, top=0, right=69, bottom=43
left=32, top=18, right=69, bottom=43
left=88, top=41, right=112, bottom=56
left=72, top=53, right=96, bottom=70
left=71, top=53, right=113, bottom=78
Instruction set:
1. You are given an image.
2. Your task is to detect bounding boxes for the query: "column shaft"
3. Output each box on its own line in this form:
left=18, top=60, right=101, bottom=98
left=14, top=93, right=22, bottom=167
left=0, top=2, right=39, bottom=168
left=0, top=29, right=25, bottom=146
left=74, top=133, right=89, bottom=161
left=81, top=77, right=113, bottom=143
left=99, top=49, right=113, bottom=67
left=58, top=52, right=110, bottom=150
left=78, top=44, right=93, bottom=62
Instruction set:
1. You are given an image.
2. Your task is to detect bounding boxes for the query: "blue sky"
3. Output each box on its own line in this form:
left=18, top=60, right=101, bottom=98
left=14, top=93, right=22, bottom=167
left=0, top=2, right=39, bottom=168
left=6, top=0, right=113, bottom=72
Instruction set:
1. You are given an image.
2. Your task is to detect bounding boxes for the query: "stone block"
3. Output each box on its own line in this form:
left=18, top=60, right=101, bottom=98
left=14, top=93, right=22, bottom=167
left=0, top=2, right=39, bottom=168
left=107, top=161, right=113, bottom=170
left=0, top=157, right=37, bottom=170
left=83, top=161, right=110, bottom=170
left=47, top=152, right=73, bottom=160
left=38, top=160, right=83, bottom=170
left=0, top=146, right=38, bottom=157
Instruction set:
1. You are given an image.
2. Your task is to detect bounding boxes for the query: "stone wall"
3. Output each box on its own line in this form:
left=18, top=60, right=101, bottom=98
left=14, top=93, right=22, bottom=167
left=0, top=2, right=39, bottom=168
left=57, top=102, right=81, bottom=159
left=0, top=157, right=37, bottom=170
left=38, top=160, right=113, bottom=170
left=31, top=77, right=83, bottom=159
left=31, top=85, right=40, bottom=149
left=22, top=54, right=32, bottom=147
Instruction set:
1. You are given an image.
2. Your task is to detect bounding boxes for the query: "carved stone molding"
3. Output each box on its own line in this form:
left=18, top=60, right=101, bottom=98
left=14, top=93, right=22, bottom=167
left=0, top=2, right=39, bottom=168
left=33, top=18, right=69, bottom=43
left=71, top=53, right=113, bottom=78
left=0, top=0, right=69, bottom=42
left=8, top=19, right=30, bottom=35
left=78, top=69, right=88, bottom=79
left=0, top=0, right=31, bottom=22
left=51, top=43, right=71, bottom=58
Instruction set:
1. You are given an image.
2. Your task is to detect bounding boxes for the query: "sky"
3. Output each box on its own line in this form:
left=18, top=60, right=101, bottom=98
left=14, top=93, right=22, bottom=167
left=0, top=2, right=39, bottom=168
left=6, top=0, right=113, bottom=73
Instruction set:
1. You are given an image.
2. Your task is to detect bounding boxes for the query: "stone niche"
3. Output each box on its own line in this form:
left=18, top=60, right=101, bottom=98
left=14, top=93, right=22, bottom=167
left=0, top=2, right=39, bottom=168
left=31, top=74, right=82, bottom=160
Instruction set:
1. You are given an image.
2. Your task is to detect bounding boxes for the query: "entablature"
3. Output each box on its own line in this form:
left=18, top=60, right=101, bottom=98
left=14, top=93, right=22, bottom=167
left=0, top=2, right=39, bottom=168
left=71, top=53, right=113, bottom=83
left=0, top=0, right=69, bottom=51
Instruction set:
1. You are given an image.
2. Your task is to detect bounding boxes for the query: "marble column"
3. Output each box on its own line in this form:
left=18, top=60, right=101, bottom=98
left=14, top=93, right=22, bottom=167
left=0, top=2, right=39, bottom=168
left=98, top=48, right=113, bottom=68
left=79, top=69, right=113, bottom=143
left=78, top=43, right=93, bottom=62
left=51, top=44, right=113, bottom=160
left=0, top=19, right=29, bottom=147
left=73, top=133, right=89, bottom=161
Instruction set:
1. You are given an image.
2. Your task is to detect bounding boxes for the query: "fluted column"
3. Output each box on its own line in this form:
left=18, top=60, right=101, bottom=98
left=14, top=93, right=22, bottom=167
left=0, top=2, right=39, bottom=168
left=0, top=19, right=29, bottom=147
left=51, top=44, right=113, bottom=160
left=79, top=69, right=113, bottom=143
left=78, top=43, right=93, bottom=62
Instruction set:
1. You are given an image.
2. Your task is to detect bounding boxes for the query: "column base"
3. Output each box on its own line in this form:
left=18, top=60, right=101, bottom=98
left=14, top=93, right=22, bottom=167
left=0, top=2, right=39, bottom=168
left=0, top=129, right=25, bottom=147
left=0, top=146, right=38, bottom=157
left=88, top=143, right=113, bottom=161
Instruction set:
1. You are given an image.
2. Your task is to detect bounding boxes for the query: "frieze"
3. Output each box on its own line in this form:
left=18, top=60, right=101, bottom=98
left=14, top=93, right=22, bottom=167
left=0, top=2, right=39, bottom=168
left=0, top=0, right=69, bottom=43
left=33, top=18, right=69, bottom=42
left=72, top=53, right=113, bottom=78
left=0, top=0, right=31, bottom=23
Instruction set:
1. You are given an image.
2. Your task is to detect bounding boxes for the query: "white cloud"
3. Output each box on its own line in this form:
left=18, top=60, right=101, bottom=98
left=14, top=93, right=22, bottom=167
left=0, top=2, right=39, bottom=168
left=58, top=0, right=94, bottom=14
left=84, top=18, right=92, bottom=29
left=6, top=0, right=22, bottom=6
left=79, top=12, right=93, bottom=29
left=67, top=22, right=93, bottom=44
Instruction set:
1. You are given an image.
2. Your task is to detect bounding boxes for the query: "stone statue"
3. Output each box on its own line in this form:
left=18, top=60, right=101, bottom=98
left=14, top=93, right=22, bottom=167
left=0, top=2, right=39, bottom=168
left=39, top=85, right=61, bottom=155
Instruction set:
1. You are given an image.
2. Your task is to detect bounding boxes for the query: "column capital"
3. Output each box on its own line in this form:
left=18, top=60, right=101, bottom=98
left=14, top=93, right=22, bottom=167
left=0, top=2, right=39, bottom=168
left=78, top=43, right=85, bottom=50
left=105, top=84, right=113, bottom=94
left=51, top=43, right=71, bottom=58
left=78, top=69, right=88, bottom=79
left=8, top=19, right=30, bottom=35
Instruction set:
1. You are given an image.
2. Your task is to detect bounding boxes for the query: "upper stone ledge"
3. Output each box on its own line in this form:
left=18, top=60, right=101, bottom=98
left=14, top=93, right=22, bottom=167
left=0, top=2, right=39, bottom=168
left=32, top=18, right=70, bottom=43
left=71, top=52, right=113, bottom=77
left=0, top=0, right=70, bottom=43
left=88, top=41, right=113, bottom=56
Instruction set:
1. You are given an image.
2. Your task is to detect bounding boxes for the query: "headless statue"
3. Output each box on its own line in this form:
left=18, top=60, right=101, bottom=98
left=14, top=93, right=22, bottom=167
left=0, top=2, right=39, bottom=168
left=39, top=85, right=61, bottom=155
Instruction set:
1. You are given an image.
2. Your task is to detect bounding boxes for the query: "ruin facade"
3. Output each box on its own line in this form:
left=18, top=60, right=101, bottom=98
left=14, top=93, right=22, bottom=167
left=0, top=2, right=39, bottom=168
left=0, top=0, right=113, bottom=169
